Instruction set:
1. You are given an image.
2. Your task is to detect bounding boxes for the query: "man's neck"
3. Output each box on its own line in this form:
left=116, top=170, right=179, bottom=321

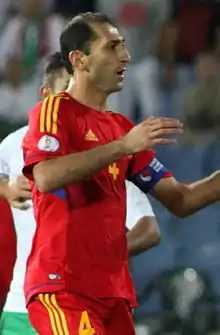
left=67, top=77, right=107, bottom=112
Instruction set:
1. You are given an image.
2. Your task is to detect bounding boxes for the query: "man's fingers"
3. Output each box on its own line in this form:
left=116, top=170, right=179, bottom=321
left=152, top=138, right=177, bottom=145
left=19, top=179, right=31, bottom=189
left=10, top=200, right=31, bottom=210
left=21, top=181, right=31, bottom=189
left=150, top=127, right=183, bottom=138
left=21, top=185, right=31, bottom=191
left=150, top=121, right=183, bottom=132
left=145, top=117, right=182, bottom=126
left=12, top=175, right=30, bottom=189
left=142, top=118, right=183, bottom=135
left=17, top=190, right=32, bottom=199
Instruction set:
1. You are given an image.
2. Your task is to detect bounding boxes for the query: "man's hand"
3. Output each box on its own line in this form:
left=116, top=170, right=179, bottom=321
left=6, top=175, right=31, bottom=210
left=122, top=117, right=183, bottom=155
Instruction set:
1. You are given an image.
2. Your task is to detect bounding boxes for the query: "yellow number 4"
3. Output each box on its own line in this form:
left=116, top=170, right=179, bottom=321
left=79, top=311, right=95, bottom=335
left=108, top=163, right=119, bottom=181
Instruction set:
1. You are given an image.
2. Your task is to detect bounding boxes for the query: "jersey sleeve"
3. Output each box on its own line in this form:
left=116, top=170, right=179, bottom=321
left=112, top=113, right=173, bottom=192
left=22, top=95, right=71, bottom=180
left=125, top=181, right=154, bottom=231
left=128, top=151, right=172, bottom=193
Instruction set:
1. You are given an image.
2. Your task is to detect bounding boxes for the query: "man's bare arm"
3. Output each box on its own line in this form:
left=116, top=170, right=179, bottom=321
left=34, top=138, right=127, bottom=193
left=127, top=216, right=161, bottom=256
left=33, top=117, right=182, bottom=193
left=0, top=179, right=9, bottom=198
left=152, top=172, right=220, bottom=218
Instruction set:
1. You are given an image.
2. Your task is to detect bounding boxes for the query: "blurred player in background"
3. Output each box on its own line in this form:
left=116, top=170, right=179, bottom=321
left=0, top=198, right=16, bottom=317
left=0, top=53, right=69, bottom=335
left=0, top=158, right=29, bottom=317
left=0, top=52, right=160, bottom=335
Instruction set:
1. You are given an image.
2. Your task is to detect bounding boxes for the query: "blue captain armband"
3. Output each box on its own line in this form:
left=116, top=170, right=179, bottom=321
left=130, top=157, right=171, bottom=193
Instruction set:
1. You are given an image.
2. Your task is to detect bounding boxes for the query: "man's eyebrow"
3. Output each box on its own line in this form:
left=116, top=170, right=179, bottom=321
left=105, top=37, right=125, bottom=46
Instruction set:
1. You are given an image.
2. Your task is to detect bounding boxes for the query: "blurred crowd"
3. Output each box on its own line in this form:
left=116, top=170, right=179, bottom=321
left=1, top=0, right=220, bottom=142
left=0, top=0, right=95, bottom=136
left=1, top=0, right=220, bottom=334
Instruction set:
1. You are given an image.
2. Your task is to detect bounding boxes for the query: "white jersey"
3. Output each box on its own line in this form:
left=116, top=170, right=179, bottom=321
left=125, top=181, right=154, bottom=230
left=0, top=126, right=154, bottom=313
left=0, top=126, right=35, bottom=313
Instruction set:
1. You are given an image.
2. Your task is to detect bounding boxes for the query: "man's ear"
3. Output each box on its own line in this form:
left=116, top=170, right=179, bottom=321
left=69, top=50, right=86, bottom=71
left=39, top=85, right=50, bottom=99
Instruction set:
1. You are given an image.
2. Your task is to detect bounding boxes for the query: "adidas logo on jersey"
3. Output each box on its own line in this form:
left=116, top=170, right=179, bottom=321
left=85, top=129, right=99, bottom=141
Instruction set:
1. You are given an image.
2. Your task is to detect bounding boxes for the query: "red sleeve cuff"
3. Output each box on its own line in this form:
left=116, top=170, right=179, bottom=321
left=129, top=150, right=156, bottom=177
left=163, top=171, right=173, bottom=179
left=23, top=152, right=59, bottom=180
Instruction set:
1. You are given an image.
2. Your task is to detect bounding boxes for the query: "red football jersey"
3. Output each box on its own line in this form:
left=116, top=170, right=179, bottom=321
left=0, top=198, right=16, bottom=309
left=22, top=92, right=156, bottom=306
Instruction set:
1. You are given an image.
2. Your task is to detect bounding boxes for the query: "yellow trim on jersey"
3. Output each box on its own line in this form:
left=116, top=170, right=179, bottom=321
left=46, top=96, right=55, bottom=133
left=52, top=97, right=61, bottom=134
left=39, top=293, right=70, bottom=335
left=39, top=96, right=61, bottom=134
left=40, top=97, right=48, bottom=133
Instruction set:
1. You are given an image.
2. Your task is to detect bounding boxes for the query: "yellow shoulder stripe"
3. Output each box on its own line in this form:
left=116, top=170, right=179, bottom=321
left=39, top=96, right=61, bottom=134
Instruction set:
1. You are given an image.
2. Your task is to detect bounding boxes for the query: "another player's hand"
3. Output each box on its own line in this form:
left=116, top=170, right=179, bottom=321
left=122, top=117, right=183, bottom=154
left=6, top=175, right=32, bottom=210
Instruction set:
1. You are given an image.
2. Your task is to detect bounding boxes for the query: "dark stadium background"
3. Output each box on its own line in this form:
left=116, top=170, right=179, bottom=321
left=1, top=0, right=220, bottom=334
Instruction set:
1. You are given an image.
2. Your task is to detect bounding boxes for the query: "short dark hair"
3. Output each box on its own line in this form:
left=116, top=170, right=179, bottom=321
left=60, top=12, right=117, bottom=74
left=44, top=52, right=64, bottom=75
left=43, top=52, right=65, bottom=90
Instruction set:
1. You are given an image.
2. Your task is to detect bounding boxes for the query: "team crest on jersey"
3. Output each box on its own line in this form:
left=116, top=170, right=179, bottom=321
left=38, top=135, right=59, bottom=152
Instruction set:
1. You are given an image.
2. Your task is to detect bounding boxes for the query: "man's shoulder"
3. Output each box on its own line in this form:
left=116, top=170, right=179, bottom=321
left=34, top=93, right=72, bottom=110
left=107, top=111, right=134, bottom=132
left=29, top=93, right=74, bottom=127
left=0, top=126, right=28, bottom=149
left=11, top=125, right=28, bottom=139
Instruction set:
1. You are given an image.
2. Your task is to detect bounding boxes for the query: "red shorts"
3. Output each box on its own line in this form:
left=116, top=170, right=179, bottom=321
left=28, top=292, right=135, bottom=335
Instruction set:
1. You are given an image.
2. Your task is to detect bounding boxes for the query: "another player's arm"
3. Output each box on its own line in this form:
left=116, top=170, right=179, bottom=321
left=0, top=178, right=9, bottom=198
left=26, top=98, right=182, bottom=193
left=0, top=147, right=10, bottom=198
left=0, top=175, right=31, bottom=210
left=0, top=137, right=31, bottom=208
left=127, top=216, right=160, bottom=256
left=125, top=182, right=160, bottom=256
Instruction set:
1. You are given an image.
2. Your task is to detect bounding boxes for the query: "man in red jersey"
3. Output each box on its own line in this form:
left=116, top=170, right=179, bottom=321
left=22, top=12, right=220, bottom=335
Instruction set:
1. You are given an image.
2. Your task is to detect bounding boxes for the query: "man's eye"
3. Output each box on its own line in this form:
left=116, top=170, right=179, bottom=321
left=107, top=44, right=116, bottom=50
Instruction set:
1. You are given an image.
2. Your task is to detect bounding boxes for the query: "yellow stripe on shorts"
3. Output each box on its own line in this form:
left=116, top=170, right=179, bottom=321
left=39, top=293, right=70, bottom=335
